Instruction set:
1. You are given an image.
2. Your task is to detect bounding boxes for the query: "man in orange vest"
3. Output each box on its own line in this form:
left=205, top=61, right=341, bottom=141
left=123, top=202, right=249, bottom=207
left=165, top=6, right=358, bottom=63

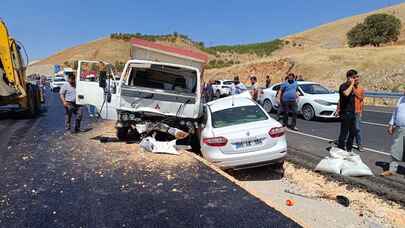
left=353, top=75, right=365, bottom=152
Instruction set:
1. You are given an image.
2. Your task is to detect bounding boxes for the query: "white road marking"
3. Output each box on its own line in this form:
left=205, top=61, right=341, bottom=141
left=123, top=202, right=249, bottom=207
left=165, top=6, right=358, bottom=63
left=287, top=129, right=391, bottom=156
left=362, top=121, right=389, bottom=127
left=364, top=109, right=393, bottom=114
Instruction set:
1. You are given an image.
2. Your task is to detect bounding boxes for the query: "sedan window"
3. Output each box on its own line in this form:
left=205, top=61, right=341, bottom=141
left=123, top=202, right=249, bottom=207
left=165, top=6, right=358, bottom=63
left=272, top=85, right=281, bottom=91
left=300, top=84, right=331, bottom=94
left=223, top=81, right=234, bottom=85
left=211, top=105, right=268, bottom=128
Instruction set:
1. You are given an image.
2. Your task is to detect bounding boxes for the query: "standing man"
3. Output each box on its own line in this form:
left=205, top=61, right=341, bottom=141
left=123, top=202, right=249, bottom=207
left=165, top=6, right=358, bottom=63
left=206, top=80, right=214, bottom=102
left=353, top=75, right=365, bottom=151
left=250, top=76, right=259, bottom=101
left=265, top=75, right=272, bottom=88
left=60, top=74, right=83, bottom=133
left=337, top=70, right=358, bottom=152
left=278, top=73, right=299, bottom=131
left=384, top=87, right=405, bottom=175
left=230, top=76, right=247, bottom=95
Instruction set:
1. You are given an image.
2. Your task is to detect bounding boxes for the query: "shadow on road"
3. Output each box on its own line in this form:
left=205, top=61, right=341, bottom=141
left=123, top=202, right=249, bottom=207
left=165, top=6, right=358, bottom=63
left=226, top=165, right=284, bottom=181
left=0, top=107, right=48, bottom=120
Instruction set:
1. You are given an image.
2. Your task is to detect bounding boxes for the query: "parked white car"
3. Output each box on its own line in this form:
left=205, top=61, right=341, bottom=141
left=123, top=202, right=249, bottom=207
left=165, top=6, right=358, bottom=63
left=50, top=76, right=67, bottom=92
left=211, top=80, right=235, bottom=98
left=259, top=81, right=339, bottom=120
left=200, top=96, right=287, bottom=169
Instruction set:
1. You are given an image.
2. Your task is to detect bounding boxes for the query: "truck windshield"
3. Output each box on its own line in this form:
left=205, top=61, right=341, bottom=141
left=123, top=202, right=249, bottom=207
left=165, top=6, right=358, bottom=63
left=126, top=64, right=198, bottom=95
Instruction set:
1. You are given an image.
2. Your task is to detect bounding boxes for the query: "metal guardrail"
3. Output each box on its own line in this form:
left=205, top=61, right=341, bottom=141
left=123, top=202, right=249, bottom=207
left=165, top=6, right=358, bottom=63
left=365, top=91, right=403, bottom=98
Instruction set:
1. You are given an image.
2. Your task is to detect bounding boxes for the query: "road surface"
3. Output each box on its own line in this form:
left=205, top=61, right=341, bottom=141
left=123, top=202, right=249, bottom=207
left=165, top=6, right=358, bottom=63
left=0, top=90, right=300, bottom=227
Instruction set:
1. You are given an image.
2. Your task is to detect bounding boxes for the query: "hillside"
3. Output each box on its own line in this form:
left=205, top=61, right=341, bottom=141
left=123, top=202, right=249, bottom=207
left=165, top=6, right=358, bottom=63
left=34, top=33, right=283, bottom=69
left=33, top=3, right=405, bottom=92
left=282, top=3, right=405, bottom=49
left=36, top=38, right=132, bottom=65
left=206, top=3, right=405, bottom=92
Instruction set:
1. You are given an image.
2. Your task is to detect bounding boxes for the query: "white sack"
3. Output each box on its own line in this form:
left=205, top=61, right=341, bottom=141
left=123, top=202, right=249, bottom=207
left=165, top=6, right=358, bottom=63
left=329, top=147, right=353, bottom=159
left=139, top=137, right=180, bottom=155
left=341, top=155, right=373, bottom=177
left=315, top=157, right=345, bottom=175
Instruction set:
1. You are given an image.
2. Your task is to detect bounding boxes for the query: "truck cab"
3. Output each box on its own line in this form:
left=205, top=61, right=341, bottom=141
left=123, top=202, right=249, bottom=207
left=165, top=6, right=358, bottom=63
left=75, top=38, right=208, bottom=148
left=115, top=60, right=202, bottom=140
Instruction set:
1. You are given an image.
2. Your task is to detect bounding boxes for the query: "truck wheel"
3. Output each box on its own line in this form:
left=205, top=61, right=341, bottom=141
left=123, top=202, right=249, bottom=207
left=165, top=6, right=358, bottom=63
left=190, top=134, right=201, bottom=153
left=117, top=127, right=129, bottom=141
left=27, top=85, right=39, bottom=117
left=128, top=127, right=141, bottom=142
left=34, top=87, right=41, bottom=113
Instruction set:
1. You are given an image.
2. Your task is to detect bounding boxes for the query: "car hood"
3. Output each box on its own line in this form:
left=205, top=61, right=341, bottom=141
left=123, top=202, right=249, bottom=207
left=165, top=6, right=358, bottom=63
left=308, top=93, right=339, bottom=103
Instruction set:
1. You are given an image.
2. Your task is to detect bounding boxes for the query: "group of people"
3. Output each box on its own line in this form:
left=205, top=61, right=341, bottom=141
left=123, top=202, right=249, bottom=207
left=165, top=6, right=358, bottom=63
left=337, top=69, right=405, bottom=175
left=202, top=70, right=404, bottom=175
left=202, top=75, right=259, bottom=103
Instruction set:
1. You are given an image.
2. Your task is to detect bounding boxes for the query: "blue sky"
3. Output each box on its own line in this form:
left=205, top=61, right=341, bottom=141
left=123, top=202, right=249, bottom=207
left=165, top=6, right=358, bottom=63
left=2, top=0, right=404, bottom=60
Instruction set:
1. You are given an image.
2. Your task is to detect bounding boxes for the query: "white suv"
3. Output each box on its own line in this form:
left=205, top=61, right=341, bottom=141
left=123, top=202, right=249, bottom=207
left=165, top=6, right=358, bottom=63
left=50, top=76, right=67, bottom=92
left=211, top=80, right=234, bottom=98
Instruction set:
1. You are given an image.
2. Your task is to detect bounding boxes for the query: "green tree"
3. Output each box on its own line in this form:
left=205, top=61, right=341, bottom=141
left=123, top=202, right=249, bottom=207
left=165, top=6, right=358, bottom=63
left=347, top=13, right=401, bottom=47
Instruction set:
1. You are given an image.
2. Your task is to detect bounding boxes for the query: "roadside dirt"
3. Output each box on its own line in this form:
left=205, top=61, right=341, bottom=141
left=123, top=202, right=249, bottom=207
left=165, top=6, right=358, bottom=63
left=283, top=162, right=405, bottom=227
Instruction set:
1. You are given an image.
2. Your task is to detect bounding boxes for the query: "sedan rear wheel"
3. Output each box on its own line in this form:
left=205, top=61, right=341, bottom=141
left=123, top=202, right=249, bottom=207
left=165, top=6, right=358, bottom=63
left=302, top=104, right=315, bottom=121
left=263, top=99, right=273, bottom=113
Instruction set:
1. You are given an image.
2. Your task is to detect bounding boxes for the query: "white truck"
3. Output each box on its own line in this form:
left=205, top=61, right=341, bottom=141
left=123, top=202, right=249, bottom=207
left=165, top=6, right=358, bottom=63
left=75, top=38, right=208, bottom=149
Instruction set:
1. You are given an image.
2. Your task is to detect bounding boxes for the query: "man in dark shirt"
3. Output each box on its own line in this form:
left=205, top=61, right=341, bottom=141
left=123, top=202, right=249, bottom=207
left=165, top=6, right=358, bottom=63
left=337, top=69, right=358, bottom=151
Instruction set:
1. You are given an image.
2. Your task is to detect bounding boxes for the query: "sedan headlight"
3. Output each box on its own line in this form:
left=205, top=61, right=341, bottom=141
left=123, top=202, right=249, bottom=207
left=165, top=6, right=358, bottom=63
left=314, top=99, right=332, bottom=106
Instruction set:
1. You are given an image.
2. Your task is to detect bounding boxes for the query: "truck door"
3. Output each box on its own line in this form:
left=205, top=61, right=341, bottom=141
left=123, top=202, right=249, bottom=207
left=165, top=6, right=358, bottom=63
left=76, top=60, right=118, bottom=119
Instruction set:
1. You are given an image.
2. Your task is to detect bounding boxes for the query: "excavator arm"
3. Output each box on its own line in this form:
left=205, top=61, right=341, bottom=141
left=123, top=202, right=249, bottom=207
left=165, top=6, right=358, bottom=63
left=0, top=20, right=26, bottom=98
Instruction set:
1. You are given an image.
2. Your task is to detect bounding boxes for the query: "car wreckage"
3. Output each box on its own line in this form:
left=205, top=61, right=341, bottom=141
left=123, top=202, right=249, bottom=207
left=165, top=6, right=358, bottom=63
left=75, top=38, right=208, bottom=150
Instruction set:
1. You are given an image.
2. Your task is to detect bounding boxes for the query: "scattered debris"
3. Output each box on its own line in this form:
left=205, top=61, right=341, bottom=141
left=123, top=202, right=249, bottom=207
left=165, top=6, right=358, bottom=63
left=284, top=189, right=350, bottom=207
left=286, top=199, right=294, bottom=206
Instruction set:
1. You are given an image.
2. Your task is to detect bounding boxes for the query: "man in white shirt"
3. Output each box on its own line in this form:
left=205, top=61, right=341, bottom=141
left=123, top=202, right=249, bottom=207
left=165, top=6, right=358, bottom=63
left=383, top=86, right=405, bottom=175
left=230, top=76, right=247, bottom=95
left=60, top=74, right=83, bottom=132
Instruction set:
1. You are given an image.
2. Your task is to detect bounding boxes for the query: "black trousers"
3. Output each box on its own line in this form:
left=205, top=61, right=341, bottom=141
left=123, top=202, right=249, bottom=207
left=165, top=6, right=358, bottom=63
left=65, top=102, right=83, bottom=130
left=338, top=111, right=357, bottom=151
left=282, top=101, right=298, bottom=128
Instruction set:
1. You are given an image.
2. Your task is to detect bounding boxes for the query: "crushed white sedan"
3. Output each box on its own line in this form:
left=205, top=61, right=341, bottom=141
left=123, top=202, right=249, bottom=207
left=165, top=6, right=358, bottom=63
left=200, top=96, right=287, bottom=170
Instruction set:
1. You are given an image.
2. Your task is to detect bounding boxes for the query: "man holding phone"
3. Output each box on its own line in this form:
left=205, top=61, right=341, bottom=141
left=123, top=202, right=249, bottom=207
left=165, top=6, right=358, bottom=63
left=337, top=69, right=358, bottom=152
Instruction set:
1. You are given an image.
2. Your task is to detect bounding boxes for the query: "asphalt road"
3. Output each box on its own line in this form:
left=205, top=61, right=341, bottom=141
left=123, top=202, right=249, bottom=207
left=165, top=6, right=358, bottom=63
left=0, top=89, right=300, bottom=227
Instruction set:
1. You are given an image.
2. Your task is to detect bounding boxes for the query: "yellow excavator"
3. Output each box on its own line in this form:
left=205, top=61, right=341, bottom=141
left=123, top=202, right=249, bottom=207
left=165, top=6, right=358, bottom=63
left=0, top=19, right=41, bottom=116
